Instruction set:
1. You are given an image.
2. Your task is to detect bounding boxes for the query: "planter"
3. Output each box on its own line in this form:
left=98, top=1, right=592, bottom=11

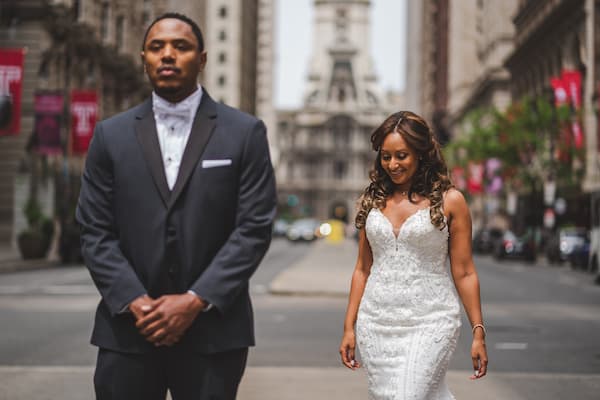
left=17, top=230, right=51, bottom=260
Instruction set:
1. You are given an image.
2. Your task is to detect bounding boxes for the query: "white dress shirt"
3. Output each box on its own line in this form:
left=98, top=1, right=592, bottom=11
left=152, top=85, right=203, bottom=190
left=150, top=85, right=212, bottom=312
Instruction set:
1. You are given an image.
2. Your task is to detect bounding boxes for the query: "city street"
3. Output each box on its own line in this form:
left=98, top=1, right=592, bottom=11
left=0, top=238, right=599, bottom=399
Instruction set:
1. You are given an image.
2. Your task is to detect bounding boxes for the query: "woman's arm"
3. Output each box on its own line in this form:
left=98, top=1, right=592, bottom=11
left=445, top=189, right=489, bottom=379
left=339, top=228, right=373, bottom=370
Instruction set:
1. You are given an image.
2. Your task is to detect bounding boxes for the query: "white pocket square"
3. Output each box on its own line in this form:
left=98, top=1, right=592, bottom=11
left=202, top=159, right=232, bottom=168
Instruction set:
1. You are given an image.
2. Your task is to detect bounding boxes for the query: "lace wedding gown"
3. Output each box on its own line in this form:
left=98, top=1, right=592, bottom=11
left=356, top=207, right=461, bottom=400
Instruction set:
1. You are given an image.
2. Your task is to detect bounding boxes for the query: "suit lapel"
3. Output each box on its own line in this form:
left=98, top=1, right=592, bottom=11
left=168, top=91, right=217, bottom=210
left=134, top=99, right=171, bottom=207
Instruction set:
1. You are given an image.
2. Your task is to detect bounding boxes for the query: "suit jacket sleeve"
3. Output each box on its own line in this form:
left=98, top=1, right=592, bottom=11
left=190, top=120, right=276, bottom=314
left=76, top=122, right=147, bottom=316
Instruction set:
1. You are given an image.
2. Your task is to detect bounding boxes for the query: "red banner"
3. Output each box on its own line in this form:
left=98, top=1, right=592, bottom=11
left=467, top=162, right=484, bottom=195
left=34, top=91, right=64, bottom=155
left=550, top=70, right=584, bottom=150
left=562, top=70, right=584, bottom=149
left=0, top=48, right=25, bottom=135
left=71, top=90, right=98, bottom=154
left=562, top=69, right=582, bottom=110
left=550, top=76, right=568, bottom=107
left=451, top=166, right=466, bottom=191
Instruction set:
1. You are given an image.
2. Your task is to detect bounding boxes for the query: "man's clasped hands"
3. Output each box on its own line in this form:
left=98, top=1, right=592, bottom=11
left=129, top=293, right=207, bottom=347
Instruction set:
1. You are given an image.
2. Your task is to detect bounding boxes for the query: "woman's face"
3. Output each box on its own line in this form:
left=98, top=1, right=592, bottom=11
left=379, top=132, right=419, bottom=187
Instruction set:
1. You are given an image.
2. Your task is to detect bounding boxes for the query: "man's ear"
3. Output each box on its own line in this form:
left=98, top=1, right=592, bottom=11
left=199, top=51, right=207, bottom=72
left=140, top=51, right=146, bottom=72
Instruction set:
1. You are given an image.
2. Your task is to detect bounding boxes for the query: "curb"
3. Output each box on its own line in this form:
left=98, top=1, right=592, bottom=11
left=0, top=259, right=61, bottom=274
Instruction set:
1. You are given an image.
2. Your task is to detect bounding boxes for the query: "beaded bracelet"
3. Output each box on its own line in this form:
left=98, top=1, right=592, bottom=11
left=472, top=324, right=486, bottom=337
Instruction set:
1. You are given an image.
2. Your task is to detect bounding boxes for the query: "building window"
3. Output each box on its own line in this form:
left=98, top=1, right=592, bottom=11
left=219, top=6, right=227, bottom=18
left=100, top=2, right=110, bottom=42
left=115, top=15, right=125, bottom=51
left=333, top=161, right=347, bottom=180
left=218, top=75, right=226, bottom=86
left=73, top=0, right=81, bottom=20
left=219, top=30, right=227, bottom=41
left=218, top=52, right=227, bottom=63
left=330, top=115, right=353, bottom=147
left=142, top=0, right=152, bottom=25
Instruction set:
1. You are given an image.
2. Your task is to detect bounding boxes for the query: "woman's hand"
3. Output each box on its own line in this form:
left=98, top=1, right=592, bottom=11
left=470, top=336, right=488, bottom=379
left=339, top=330, right=360, bottom=370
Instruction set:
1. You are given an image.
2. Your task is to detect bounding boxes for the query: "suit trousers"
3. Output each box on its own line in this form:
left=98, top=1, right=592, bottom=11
left=94, top=346, right=248, bottom=400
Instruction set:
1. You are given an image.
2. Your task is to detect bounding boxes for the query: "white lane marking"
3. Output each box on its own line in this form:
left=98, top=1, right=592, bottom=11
left=42, top=285, right=97, bottom=295
left=495, top=342, right=528, bottom=350
left=0, top=285, right=27, bottom=294
left=273, top=313, right=287, bottom=322
left=0, top=284, right=97, bottom=295
left=252, top=284, right=268, bottom=294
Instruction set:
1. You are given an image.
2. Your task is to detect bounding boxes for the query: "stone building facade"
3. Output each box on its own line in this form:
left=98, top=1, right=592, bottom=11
left=276, top=0, right=390, bottom=222
left=0, top=0, right=273, bottom=252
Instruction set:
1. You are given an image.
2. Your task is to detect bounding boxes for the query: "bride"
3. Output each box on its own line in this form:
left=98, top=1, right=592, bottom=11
left=339, top=111, right=488, bottom=399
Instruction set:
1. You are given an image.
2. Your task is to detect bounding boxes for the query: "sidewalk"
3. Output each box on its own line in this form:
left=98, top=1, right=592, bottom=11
left=269, top=238, right=357, bottom=297
left=1, top=366, right=598, bottom=400
left=268, top=238, right=600, bottom=296
left=0, top=246, right=59, bottom=274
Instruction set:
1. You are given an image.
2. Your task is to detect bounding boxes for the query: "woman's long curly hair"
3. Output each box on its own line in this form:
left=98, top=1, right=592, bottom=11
left=355, top=111, right=453, bottom=231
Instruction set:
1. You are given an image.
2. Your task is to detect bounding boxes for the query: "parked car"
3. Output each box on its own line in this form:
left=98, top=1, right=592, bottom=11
left=472, top=227, right=504, bottom=254
left=286, top=218, right=320, bottom=242
left=273, top=218, right=290, bottom=237
left=545, top=228, right=588, bottom=265
left=493, top=230, right=536, bottom=262
left=568, top=240, right=590, bottom=270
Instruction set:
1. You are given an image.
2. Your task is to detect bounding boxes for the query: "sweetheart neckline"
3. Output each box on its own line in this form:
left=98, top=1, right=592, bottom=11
left=372, top=207, right=430, bottom=240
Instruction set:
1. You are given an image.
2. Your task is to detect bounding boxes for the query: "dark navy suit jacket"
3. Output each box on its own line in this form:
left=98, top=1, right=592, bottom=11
left=76, top=91, right=276, bottom=354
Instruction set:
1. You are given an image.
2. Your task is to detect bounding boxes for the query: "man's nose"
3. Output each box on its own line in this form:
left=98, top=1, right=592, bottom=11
left=161, top=45, right=175, bottom=60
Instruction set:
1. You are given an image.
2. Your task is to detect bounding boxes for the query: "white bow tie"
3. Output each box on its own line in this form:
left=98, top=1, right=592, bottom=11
left=153, top=103, right=193, bottom=122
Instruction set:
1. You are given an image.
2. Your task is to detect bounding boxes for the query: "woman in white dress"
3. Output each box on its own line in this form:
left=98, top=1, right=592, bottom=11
left=339, top=111, right=488, bottom=399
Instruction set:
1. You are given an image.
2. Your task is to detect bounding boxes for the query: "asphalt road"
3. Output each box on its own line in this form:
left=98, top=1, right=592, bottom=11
left=0, top=239, right=599, bottom=399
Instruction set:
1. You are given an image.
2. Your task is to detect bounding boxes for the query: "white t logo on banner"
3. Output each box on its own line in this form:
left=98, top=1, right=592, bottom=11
left=0, top=66, right=21, bottom=96
left=72, top=103, right=97, bottom=136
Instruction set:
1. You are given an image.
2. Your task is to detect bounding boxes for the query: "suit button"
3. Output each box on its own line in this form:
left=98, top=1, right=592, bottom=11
left=167, top=226, right=176, bottom=236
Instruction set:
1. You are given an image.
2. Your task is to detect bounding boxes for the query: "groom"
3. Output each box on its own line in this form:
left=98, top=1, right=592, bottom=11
left=76, top=12, right=276, bottom=400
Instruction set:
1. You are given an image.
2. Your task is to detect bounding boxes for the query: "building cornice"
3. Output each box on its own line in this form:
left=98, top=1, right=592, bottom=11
left=506, top=0, right=585, bottom=71
left=450, top=69, right=511, bottom=123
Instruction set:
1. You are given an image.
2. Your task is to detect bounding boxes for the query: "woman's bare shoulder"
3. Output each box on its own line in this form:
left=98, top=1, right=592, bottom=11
left=443, top=188, right=469, bottom=214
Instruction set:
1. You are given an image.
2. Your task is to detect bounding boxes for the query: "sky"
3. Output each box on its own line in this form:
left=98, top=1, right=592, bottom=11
left=275, top=0, right=406, bottom=109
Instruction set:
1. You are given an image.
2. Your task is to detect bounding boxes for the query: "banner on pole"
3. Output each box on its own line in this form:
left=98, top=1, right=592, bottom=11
left=562, top=69, right=584, bottom=149
left=34, top=91, right=64, bottom=155
left=467, top=162, right=484, bottom=195
left=0, top=48, right=25, bottom=135
left=71, top=90, right=98, bottom=154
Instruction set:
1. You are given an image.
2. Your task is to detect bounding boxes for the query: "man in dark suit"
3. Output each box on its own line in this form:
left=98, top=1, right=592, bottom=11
left=76, top=12, right=276, bottom=400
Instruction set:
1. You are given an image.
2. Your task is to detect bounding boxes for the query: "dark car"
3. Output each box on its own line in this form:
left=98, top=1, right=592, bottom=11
left=473, top=227, right=504, bottom=254
left=568, top=240, right=590, bottom=270
left=545, top=228, right=588, bottom=265
left=493, top=230, right=536, bottom=262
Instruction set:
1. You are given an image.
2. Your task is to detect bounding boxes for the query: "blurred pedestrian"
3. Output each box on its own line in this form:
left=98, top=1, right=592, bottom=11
left=339, top=111, right=488, bottom=398
left=76, top=12, right=276, bottom=400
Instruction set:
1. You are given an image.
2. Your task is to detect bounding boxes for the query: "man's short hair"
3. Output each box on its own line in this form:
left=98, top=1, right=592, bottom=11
left=142, top=12, right=204, bottom=52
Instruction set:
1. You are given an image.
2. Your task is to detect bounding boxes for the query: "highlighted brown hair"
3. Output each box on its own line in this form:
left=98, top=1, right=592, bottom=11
left=355, top=111, right=453, bottom=230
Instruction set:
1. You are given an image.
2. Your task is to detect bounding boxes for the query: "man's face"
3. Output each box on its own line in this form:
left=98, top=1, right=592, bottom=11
left=141, top=18, right=206, bottom=102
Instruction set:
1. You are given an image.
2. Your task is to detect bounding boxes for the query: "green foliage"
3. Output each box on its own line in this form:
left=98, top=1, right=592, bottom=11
left=446, top=95, right=584, bottom=194
left=22, top=198, right=54, bottom=237
left=24, top=198, right=44, bottom=228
